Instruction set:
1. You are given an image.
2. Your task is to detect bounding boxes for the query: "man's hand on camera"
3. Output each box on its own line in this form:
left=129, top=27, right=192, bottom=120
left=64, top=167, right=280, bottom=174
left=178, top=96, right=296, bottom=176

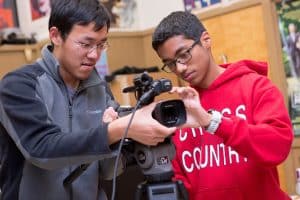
left=107, top=102, right=176, bottom=146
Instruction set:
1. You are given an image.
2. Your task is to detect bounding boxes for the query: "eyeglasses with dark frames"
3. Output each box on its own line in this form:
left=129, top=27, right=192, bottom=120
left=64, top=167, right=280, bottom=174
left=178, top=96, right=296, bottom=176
left=161, top=39, right=199, bottom=73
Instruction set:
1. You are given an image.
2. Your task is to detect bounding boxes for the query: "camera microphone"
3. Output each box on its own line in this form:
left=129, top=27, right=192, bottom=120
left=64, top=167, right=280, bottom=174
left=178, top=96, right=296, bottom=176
left=138, top=78, right=172, bottom=105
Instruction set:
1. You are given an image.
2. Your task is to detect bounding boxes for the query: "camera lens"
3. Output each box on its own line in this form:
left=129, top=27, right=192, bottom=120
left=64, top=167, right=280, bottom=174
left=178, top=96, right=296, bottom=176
left=152, top=99, right=186, bottom=127
left=162, top=104, right=178, bottom=126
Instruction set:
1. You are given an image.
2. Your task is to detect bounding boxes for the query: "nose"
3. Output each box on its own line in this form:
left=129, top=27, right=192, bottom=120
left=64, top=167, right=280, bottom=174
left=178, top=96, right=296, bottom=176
left=87, top=48, right=101, bottom=60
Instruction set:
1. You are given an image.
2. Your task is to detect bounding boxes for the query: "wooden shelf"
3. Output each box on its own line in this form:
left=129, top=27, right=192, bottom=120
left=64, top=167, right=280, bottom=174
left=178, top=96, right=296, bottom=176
left=192, top=0, right=262, bottom=19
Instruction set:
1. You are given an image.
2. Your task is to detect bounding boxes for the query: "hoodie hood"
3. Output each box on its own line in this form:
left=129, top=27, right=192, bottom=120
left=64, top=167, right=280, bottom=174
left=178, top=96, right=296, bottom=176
left=221, top=59, right=268, bottom=76
left=207, top=59, right=268, bottom=90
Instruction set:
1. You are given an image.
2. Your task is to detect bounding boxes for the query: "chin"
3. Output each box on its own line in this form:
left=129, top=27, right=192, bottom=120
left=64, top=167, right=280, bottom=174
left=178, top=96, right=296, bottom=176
left=189, top=80, right=201, bottom=88
left=77, top=73, right=91, bottom=81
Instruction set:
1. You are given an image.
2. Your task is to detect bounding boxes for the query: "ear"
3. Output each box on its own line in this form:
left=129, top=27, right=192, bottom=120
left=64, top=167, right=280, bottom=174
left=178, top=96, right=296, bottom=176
left=200, top=31, right=211, bottom=49
left=49, top=27, right=63, bottom=46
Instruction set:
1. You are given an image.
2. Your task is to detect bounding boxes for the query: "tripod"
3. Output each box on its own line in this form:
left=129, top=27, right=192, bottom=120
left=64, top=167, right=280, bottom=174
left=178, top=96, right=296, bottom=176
left=131, top=136, right=188, bottom=200
left=135, top=179, right=188, bottom=200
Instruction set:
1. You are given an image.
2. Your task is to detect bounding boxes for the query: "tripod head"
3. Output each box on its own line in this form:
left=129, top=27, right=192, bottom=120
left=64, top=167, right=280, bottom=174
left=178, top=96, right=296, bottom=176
left=133, top=137, right=175, bottom=183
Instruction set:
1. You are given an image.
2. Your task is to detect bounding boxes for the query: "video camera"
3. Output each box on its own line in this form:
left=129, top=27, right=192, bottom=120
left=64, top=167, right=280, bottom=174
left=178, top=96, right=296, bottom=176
left=119, top=72, right=188, bottom=200
left=121, top=71, right=186, bottom=127
left=63, top=72, right=188, bottom=200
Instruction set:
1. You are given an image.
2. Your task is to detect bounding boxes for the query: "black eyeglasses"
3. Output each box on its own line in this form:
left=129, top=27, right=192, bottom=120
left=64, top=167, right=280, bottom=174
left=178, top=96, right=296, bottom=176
left=161, top=39, right=199, bottom=73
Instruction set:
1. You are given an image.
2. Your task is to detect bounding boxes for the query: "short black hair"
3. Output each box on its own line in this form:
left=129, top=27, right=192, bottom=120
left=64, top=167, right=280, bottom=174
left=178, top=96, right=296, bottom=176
left=49, top=0, right=111, bottom=40
left=152, top=11, right=206, bottom=51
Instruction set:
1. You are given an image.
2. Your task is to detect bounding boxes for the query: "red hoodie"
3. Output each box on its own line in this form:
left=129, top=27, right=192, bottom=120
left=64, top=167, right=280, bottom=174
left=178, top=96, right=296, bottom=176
left=172, top=60, right=293, bottom=200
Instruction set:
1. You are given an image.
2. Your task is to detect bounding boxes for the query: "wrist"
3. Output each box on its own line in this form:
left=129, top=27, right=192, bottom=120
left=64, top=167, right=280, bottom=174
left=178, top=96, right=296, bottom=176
left=202, top=111, right=212, bottom=127
left=107, top=118, right=124, bottom=145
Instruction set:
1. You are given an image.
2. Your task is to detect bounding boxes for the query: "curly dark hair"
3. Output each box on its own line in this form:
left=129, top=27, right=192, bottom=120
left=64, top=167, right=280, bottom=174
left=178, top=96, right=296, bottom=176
left=152, top=11, right=206, bottom=51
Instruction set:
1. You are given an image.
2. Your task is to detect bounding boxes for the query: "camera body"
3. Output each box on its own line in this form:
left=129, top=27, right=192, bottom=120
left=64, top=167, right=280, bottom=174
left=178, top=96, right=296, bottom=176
left=121, top=72, right=187, bottom=183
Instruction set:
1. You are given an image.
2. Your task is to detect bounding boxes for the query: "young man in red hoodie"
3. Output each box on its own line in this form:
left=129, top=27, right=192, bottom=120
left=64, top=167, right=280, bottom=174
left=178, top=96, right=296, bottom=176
left=152, top=11, right=294, bottom=200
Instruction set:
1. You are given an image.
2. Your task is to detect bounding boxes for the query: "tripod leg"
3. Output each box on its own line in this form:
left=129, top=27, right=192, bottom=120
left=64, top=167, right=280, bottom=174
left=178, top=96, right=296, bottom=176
left=176, top=180, right=189, bottom=200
